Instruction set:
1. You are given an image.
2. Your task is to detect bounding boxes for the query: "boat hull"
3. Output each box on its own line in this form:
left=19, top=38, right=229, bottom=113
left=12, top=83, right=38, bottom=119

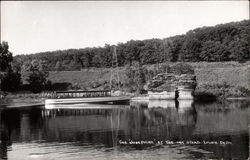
left=45, top=96, right=130, bottom=108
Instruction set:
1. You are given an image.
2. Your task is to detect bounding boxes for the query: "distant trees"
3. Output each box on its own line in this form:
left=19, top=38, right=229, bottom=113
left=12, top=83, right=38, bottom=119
left=200, top=41, right=229, bottom=61
left=228, top=39, right=249, bottom=61
left=179, top=37, right=202, bottom=61
left=78, top=49, right=92, bottom=69
left=11, top=20, right=250, bottom=71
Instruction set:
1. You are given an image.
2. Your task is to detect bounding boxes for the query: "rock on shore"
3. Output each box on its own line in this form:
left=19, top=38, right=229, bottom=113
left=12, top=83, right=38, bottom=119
left=145, top=73, right=196, bottom=100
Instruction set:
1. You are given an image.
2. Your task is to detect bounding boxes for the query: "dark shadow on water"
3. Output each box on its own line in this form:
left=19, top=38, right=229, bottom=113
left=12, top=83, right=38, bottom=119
left=194, top=92, right=217, bottom=102
left=0, top=99, right=249, bottom=159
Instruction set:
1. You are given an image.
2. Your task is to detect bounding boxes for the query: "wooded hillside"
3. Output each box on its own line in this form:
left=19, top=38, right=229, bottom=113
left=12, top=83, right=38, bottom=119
left=13, top=20, right=249, bottom=71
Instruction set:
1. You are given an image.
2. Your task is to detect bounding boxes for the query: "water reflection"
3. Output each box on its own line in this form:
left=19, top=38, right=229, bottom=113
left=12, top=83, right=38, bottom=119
left=0, top=100, right=249, bottom=160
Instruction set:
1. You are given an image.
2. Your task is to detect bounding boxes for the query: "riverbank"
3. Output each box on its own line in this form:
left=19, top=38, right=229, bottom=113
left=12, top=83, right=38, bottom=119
left=1, top=91, right=249, bottom=109
left=0, top=92, right=44, bottom=106
left=6, top=61, right=249, bottom=101
left=45, top=62, right=250, bottom=99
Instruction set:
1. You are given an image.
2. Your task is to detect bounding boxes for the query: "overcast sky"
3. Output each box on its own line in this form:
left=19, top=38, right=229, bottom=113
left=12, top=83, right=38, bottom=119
left=1, top=1, right=249, bottom=55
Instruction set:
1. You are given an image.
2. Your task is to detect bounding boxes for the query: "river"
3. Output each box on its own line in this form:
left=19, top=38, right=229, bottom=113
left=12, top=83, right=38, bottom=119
left=0, top=99, right=249, bottom=160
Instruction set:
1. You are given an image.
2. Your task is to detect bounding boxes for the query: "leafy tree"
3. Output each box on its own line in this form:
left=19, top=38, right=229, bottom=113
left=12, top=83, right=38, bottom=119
left=27, top=71, right=48, bottom=93
left=134, top=62, right=146, bottom=94
left=0, top=41, right=18, bottom=92
left=228, top=39, right=249, bottom=62
left=54, top=61, right=62, bottom=71
left=162, top=38, right=174, bottom=62
left=124, top=61, right=146, bottom=93
left=78, top=49, right=93, bottom=69
left=140, top=39, right=162, bottom=65
left=124, top=40, right=144, bottom=65
left=1, top=71, right=21, bottom=92
left=26, top=59, right=49, bottom=93
left=0, top=41, right=13, bottom=72
left=124, top=64, right=135, bottom=92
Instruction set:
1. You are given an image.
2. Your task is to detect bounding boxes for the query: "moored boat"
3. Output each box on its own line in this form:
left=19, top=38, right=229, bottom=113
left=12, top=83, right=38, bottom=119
left=44, top=90, right=131, bottom=108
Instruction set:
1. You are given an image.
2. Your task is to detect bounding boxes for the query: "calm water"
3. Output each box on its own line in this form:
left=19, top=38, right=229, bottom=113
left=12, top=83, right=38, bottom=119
left=0, top=100, right=249, bottom=160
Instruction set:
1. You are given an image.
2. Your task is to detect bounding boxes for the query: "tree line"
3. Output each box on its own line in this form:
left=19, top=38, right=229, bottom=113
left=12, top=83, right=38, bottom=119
left=12, top=20, right=249, bottom=72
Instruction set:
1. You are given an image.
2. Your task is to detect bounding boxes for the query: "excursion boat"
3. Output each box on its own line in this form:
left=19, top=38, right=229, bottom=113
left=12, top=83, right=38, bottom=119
left=44, top=90, right=131, bottom=108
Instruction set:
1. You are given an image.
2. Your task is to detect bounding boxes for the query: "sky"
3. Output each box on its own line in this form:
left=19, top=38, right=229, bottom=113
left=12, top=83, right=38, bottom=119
left=1, top=1, right=249, bottom=55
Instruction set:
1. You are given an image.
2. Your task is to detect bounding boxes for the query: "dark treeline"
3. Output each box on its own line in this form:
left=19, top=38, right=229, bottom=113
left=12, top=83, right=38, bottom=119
left=13, top=20, right=249, bottom=71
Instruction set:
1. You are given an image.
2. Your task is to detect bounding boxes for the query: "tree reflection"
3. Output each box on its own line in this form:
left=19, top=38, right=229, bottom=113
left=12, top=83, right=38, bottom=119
left=0, top=100, right=249, bottom=159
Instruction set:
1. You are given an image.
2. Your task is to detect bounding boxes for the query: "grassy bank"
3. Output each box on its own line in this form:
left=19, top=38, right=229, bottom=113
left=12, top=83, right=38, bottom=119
left=190, top=62, right=249, bottom=89
left=190, top=62, right=250, bottom=100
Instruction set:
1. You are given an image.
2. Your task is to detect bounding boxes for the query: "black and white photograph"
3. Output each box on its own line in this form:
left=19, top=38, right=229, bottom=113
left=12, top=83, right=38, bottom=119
left=0, top=1, right=249, bottom=159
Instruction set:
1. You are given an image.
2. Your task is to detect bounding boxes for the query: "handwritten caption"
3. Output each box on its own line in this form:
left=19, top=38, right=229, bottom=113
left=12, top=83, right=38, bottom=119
left=118, top=140, right=232, bottom=145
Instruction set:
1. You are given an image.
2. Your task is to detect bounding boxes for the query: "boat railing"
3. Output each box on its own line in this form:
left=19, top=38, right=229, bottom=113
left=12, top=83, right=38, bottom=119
left=42, top=90, right=111, bottom=99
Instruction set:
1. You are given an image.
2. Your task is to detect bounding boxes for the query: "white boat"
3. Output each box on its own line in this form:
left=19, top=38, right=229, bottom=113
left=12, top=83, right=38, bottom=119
left=44, top=90, right=130, bottom=109
left=45, top=96, right=130, bottom=105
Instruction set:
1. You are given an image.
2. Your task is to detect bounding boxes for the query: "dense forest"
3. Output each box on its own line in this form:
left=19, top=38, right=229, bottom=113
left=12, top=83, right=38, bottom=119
left=13, top=20, right=249, bottom=72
